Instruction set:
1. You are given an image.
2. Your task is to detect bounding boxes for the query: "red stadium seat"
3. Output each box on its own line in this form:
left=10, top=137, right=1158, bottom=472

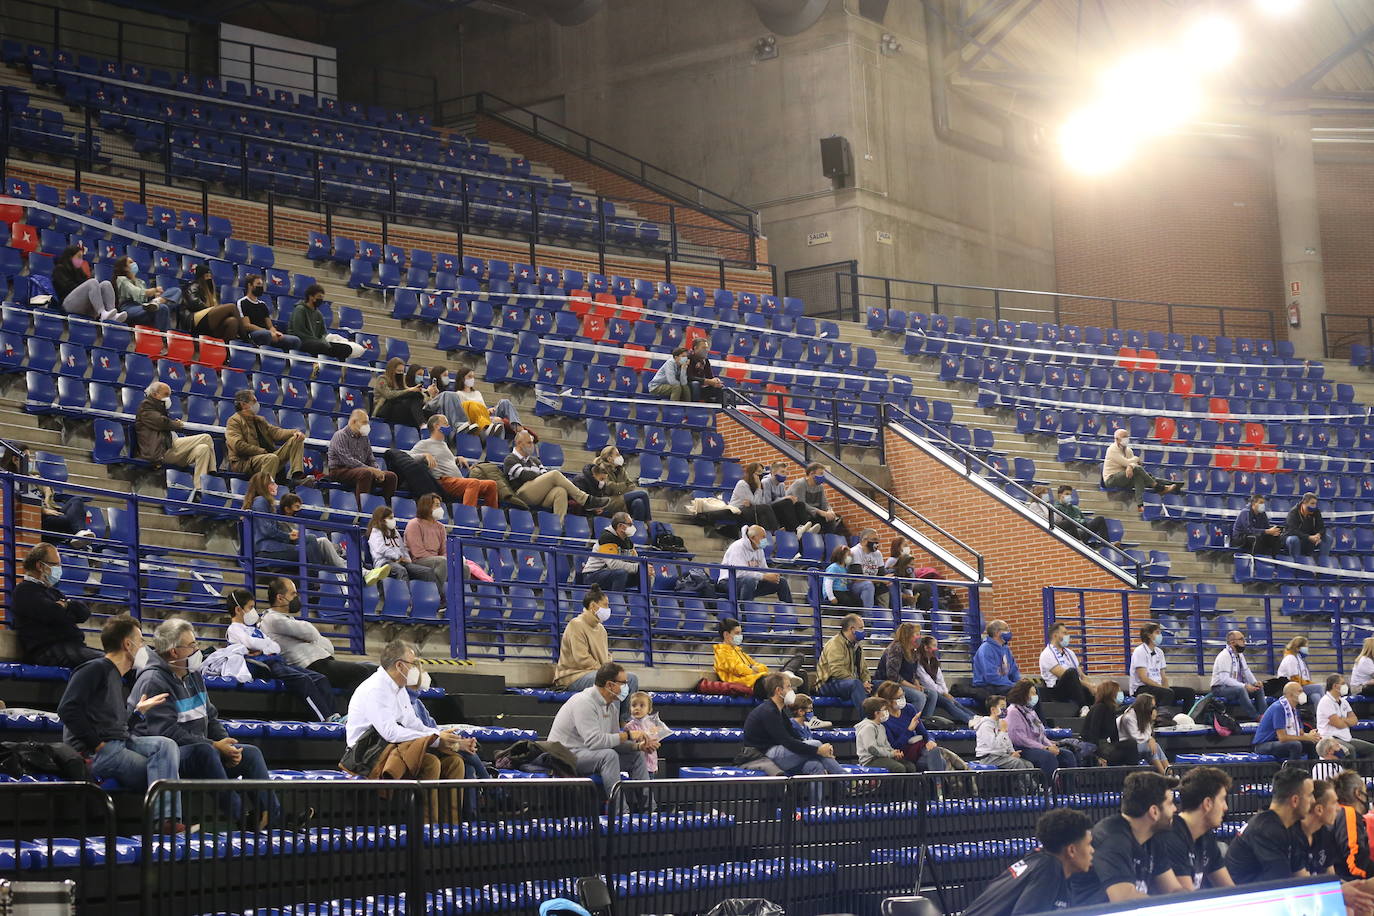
left=1172, top=373, right=1194, bottom=397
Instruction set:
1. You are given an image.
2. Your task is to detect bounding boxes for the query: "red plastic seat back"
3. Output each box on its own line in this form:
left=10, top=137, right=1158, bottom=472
left=1118, top=347, right=1138, bottom=372
left=1172, top=373, right=1194, bottom=397
left=1154, top=417, right=1177, bottom=443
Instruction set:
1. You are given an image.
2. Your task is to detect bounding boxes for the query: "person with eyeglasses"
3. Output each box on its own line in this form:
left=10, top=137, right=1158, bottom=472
left=548, top=663, right=654, bottom=809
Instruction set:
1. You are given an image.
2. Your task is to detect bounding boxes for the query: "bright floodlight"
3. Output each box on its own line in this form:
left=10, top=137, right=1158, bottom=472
left=1058, top=108, right=1135, bottom=175
left=1254, top=0, right=1302, bottom=16
left=1181, top=15, right=1241, bottom=72
left=1100, top=49, right=1204, bottom=134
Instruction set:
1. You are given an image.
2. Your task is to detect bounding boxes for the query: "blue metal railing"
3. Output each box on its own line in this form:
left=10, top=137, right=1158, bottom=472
left=445, top=533, right=981, bottom=670
left=1, top=471, right=365, bottom=653
left=1042, top=585, right=1359, bottom=681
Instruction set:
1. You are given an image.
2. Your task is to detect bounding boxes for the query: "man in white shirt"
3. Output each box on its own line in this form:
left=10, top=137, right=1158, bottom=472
left=1039, top=622, right=1094, bottom=713
left=547, top=663, right=654, bottom=810
left=1209, top=630, right=1269, bottom=721
left=716, top=525, right=792, bottom=603
left=1316, top=674, right=1374, bottom=758
left=344, top=641, right=470, bottom=818
left=848, top=528, right=886, bottom=608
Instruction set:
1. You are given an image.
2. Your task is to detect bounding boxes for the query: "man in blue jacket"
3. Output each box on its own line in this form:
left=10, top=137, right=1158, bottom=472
left=1231, top=494, right=1283, bottom=557
left=132, top=617, right=282, bottom=828
left=970, top=619, right=1020, bottom=711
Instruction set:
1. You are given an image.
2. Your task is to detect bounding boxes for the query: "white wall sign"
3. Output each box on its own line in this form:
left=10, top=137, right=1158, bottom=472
left=876, top=230, right=893, bottom=245
left=807, top=230, right=832, bottom=246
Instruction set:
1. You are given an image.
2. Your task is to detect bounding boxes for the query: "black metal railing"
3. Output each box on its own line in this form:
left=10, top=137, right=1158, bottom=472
left=1321, top=311, right=1374, bottom=361
left=434, top=92, right=760, bottom=237
left=835, top=271, right=1279, bottom=343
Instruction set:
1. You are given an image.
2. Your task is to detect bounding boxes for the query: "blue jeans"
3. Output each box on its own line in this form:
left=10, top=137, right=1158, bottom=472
left=583, top=567, right=630, bottom=592
left=1137, top=740, right=1168, bottom=766
left=567, top=670, right=639, bottom=723
left=178, top=741, right=280, bottom=825
left=1254, top=739, right=1307, bottom=761
left=850, top=578, right=875, bottom=607
left=1286, top=534, right=1331, bottom=565
left=459, top=750, right=491, bottom=817
left=932, top=692, right=975, bottom=724
left=1212, top=684, right=1268, bottom=721
left=818, top=677, right=868, bottom=711
left=1018, top=745, right=1077, bottom=777
left=90, top=736, right=180, bottom=818
left=246, top=328, right=303, bottom=350
left=766, top=745, right=846, bottom=776
left=621, top=490, right=651, bottom=522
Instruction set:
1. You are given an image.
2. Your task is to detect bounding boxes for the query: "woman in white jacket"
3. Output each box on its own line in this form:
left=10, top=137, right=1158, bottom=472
left=225, top=588, right=339, bottom=722
left=1117, top=692, right=1168, bottom=774
left=365, top=506, right=436, bottom=583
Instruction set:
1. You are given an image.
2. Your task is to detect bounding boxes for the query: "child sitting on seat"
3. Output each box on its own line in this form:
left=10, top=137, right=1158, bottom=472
left=224, top=588, right=343, bottom=723
left=626, top=691, right=674, bottom=777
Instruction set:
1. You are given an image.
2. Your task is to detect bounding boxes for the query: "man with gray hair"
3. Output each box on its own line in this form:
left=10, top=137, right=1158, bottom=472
left=716, top=525, right=792, bottom=603
left=134, top=381, right=216, bottom=499
left=502, top=429, right=606, bottom=519
left=328, top=409, right=397, bottom=509
left=345, top=641, right=465, bottom=788
left=1102, top=427, right=1181, bottom=508
left=130, top=617, right=282, bottom=827
left=224, top=388, right=306, bottom=478
left=580, top=512, right=641, bottom=592
left=548, top=662, right=653, bottom=808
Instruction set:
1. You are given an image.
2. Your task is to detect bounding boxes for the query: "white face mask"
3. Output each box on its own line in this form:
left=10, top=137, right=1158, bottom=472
left=894, top=697, right=907, bottom=710
left=622, top=524, right=637, bottom=539
left=162, top=397, right=172, bottom=409
left=385, top=518, right=397, bottom=530
left=129, top=262, right=139, bottom=277
left=1294, top=693, right=1308, bottom=705
left=783, top=689, right=797, bottom=706
left=417, top=669, right=432, bottom=691
left=432, top=507, right=444, bottom=521
left=463, top=377, right=475, bottom=389
left=1341, top=684, right=1351, bottom=696
left=878, top=710, right=890, bottom=723
left=595, top=606, right=611, bottom=623
left=358, top=423, right=371, bottom=437
left=185, top=649, right=203, bottom=673
left=242, top=609, right=259, bottom=627
left=134, top=645, right=153, bottom=670
left=405, top=664, right=421, bottom=687
left=1028, top=693, right=1039, bottom=706
left=901, top=546, right=911, bottom=557
left=613, top=455, right=625, bottom=467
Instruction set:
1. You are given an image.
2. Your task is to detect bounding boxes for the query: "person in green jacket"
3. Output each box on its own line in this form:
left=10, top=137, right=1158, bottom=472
left=287, top=285, right=360, bottom=360
left=1054, top=485, right=1114, bottom=545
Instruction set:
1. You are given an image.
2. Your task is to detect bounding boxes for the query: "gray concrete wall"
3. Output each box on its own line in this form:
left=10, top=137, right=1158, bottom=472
left=334, top=0, right=1055, bottom=293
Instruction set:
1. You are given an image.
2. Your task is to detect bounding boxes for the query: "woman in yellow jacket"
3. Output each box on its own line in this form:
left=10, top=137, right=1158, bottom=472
left=713, top=618, right=803, bottom=701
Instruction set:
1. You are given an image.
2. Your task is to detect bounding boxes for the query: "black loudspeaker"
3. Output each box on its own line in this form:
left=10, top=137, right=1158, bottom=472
left=820, top=135, right=853, bottom=185
left=858, top=0, right=889, bottom=22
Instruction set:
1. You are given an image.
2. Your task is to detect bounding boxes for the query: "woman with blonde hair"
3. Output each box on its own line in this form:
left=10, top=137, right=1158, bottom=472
left=590, top=445, right=650, bottom=522
left=1278, top=635, right=1325, bottom=707
left=372, top=357, right=427, bottom=430
left=1350, top=637, right=1374, bottom=696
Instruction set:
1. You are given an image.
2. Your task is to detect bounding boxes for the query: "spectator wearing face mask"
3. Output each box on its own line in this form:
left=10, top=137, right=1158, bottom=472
left=402, top=495, right=449, bottom=595
left=328, top=410, right=398, bottom=509
left=424, top=366, right=523, bottom=439
left=552, top=586, right=639, bottom=722
left=1118, top=693, right=1169, bottom=774
left=1082, top=681, right=1137, bottom=767
left=288, top=285, right=360, bottom=360
left=260, top=577, right=375, bottom=691
left=113, top=255, right=179, bottom=331
left=1209, top=630, right=1269, bottom=722
left=372, top=358, right=428, bottom=432
left=885, top=538, right=934, bottom=611
left=729, top=462, right=789, bottom=532
left=822, top=545, right=864, bottom=608
left=131, top=617, right=286, bottom=828
left=277, top=494, right=348, bottom=574
left=712, top=617, right=802, bottom=702
left=365, top=506, right=434, bottom=585
left=234, top=274, right=299, bottom=350
left=1278, top=635, right=1326, bottom=708
left=225, top=389, right=307, bottom=480
left=588, top=446, right=651, bottom=522
left=1285, top=492, right=1331, bottom=565
left=717, top=525, right=793, bottom=603
left=876, top=622, right=929, bottom=716
left=548, top=663, right=653, bottom=811
left=1005, top=679, right=1081, bottom=776
left=225, top=589, right=338, bottom=722
left=848, top=529, right=887, bottom=607
left=53, top=244, right=124, bottom=322
left=972, top=694, right=1039, bottom=775
left=1052, top=485, right=1114, bottom=545
left=1040, top=622, right=1094, bottom=714
left=580, top=512, right=641, bottom=592
left=915, top=636, right=975, bottom=725
left=649, top=346, right=691, bottom=401
left=135, top=382, right=216, bottom=500
left=816, top=613, right=871, bottom=712
left=1316, top=675, right=1374, bottom=758
left=788, top=463, right=844, bottom=534
left=1102, top=428, right=1182, bottom=510
left=856, top=697, right=918, bottom=772
left=12, top=541, right=101, bottom=667
left=1130, top=622, right=1196, bottom=710
left=409, top=415, right=498, bottom=507
left=503, top=430, right=607, bottom=519
left=1232, top=493, right=1283, bottom=557
left=1253, top=682, right=1320, bottom=761
left=970, top=619, right=1020, bottom=710
left=757, top=463, right=813, bottom=535
left=686, top=338, right=726, bottom=403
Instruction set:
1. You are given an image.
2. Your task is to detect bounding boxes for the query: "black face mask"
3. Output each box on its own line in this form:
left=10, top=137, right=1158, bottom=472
left=252, top=286, right=264, bottom=297
left=287, top=596, right=301, bottom=615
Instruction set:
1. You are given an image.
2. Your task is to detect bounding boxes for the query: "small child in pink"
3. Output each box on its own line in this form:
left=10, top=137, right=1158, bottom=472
left=626, top=692, right=674, bottom=777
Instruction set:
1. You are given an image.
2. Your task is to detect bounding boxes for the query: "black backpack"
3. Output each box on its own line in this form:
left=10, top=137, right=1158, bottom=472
left=650, top=522, right=686, bottom=553
left=1188, top=695, right=1238, bottom=737
left=0, top=741, right=87, bottom=780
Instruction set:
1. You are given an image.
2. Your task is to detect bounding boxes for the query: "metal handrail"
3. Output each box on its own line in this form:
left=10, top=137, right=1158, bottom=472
left=724, top=388, right=986, bottom=584
left=881, top=402, right=1144, bottom=587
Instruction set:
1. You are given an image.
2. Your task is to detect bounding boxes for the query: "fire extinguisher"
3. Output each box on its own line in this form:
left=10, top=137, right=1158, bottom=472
left=1288, top=300, right=1301, bottom=328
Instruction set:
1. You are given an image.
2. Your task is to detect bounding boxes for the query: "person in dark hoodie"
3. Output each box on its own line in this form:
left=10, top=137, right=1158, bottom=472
left=1233, top=493, right=1284, bottom=557
left=52, top=243, right=123, bottom=322
left=11, top=542, right=101, bottom=667
left=57, top=614, right=183, bottom=833
left=130, top=617, right=283, bottom=828
left=1285, top=492, right=1331, bottom=565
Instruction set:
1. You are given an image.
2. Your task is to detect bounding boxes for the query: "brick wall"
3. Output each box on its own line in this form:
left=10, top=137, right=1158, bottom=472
left=880, top=428, right=1150, bottom=674
left=1316, top=161, right=1374, bottom=317
left=1053, top=147, right=1285, bottom=341
left=5, top=160, right=774, bottom=295
left=476, top=114, right=769, bottom=270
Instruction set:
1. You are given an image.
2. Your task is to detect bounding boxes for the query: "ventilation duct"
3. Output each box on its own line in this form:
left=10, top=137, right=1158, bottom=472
left=750, top=0, right=829, bottom=35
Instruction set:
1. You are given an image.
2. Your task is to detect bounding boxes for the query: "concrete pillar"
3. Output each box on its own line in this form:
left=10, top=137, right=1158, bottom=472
left=1270, top=111, right=1327, bottom=359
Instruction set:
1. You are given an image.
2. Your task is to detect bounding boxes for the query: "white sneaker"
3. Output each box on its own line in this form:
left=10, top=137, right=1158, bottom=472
left=73, top=529, right=95, bottom=539
left=1079, top=705, right=1090, bottom=718
left=806, top=715, right=832, bottom=729
left=486, top=422, right=503, bottom=436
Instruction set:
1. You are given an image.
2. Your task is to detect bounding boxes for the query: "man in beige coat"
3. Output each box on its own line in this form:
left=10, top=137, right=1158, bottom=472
left=224, top=389, right=306, bottom=479
left=134, top=382, right=215, bottom=498
left=552, top=586, right=638, bottom=723
left=1102, top=428, right=1181, bottom=508
left=815, top=613, right=870, bottom=713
